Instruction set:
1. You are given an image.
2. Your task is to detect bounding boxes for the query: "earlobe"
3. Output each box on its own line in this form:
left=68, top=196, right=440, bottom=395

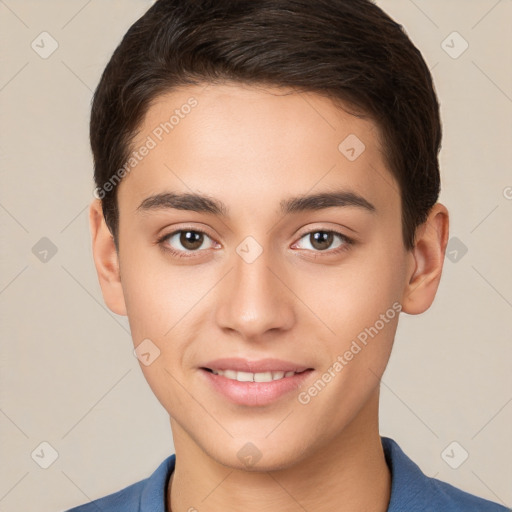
left=89, top=200, right=127, bottom=316
left=401, top=203, right=450, bottom=315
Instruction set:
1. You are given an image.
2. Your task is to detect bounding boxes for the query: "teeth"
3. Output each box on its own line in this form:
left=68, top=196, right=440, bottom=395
left=210, top=369, right=299, bottom=382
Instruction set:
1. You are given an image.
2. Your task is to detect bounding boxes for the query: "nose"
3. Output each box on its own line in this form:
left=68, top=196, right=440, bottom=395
left=214, top=244, right=296, bottom=341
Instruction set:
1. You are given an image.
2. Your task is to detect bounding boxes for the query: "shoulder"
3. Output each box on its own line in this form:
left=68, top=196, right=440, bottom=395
left=426, top=475, right=510, bottom=512
left=63, top=454, right=176, bottom=512
left=381, top=436, right=510, bottom=512
left=64, top=479, right=146, bottom=512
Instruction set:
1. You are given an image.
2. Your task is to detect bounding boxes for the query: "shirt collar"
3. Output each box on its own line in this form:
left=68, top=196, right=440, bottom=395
left=381, top=435, right=431, bottom=510
left=139, top=436, right=426, bottom=511
left=139, top=453, right=175, bottom=511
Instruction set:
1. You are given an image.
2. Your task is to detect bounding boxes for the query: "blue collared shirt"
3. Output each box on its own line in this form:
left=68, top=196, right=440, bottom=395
left=64, top=436, right=509, bottom=511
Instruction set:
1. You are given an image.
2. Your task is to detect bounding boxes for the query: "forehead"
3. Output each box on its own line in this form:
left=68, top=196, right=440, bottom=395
left=120, top=82, right=400, bottom=218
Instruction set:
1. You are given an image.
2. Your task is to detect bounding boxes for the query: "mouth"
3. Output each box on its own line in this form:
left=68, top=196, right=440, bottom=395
left=201, top=367, right=311, bottom=383
left=199, top=362, right=315, bottom=406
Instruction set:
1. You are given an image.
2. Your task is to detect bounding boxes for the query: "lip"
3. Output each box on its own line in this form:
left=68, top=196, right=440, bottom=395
left=201, top=357, right=312, bottom=373
left=199, top=358, right=314, bottom=407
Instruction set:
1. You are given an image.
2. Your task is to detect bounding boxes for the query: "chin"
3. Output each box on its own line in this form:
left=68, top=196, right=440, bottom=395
left=209, top=440, right=309, bottom=473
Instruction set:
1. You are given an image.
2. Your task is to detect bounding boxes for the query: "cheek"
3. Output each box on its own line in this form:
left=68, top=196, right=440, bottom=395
left=293, top=249, right=403, bottom=435
left=119, top=243, right=201, bottom=339
left=295, top=236, right=407, bottom=401
left=302, top=244, right=405, bottom=338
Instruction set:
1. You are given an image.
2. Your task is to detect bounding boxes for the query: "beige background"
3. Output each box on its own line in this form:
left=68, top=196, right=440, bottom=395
left=0, top=1, right=511, bottom=511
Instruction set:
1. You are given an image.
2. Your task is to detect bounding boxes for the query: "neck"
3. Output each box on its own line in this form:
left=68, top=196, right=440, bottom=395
left=167, top=390, right=391, bottom=512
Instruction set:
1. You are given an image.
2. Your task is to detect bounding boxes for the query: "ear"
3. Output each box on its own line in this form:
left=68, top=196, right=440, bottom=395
left=89, top=200, right=127, bottom=316
left=401, top=203, right=450, bottom=315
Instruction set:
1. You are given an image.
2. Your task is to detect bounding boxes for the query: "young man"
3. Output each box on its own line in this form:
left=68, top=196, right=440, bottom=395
left=66, top=0, right=509, bottom=511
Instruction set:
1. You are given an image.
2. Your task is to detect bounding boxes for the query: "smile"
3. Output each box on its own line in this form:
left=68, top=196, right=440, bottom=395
left=201, top=367, right=314, bottom=406
left=207, top=368, right=303, bottom=382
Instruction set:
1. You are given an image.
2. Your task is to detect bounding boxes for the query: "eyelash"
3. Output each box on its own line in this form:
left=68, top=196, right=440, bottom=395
left=157, top=228, right=355, bottom=259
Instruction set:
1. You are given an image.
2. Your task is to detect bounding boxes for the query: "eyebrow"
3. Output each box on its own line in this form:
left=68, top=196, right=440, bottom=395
left=137, top=189, right=376, bottom=216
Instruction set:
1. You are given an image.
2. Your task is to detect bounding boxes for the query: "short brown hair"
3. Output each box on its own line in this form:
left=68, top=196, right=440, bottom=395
left=90, top=0, right=441, bottom=250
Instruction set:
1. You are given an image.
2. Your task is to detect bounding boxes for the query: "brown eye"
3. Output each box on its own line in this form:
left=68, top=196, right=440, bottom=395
left=162, top=230, right=214, bottom=253
left=294, top=230, right=352, bottom=253
left=309, top=231, right=334, bottom=251
left=179, top=230, right=204, bottom=250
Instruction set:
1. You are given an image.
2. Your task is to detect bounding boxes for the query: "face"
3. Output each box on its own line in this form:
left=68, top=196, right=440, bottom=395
left=93, top=82, right=435, bottom=471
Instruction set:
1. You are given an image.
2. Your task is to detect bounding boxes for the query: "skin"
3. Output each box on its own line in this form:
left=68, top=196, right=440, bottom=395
left=90, top=82, right=449, bottom=512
